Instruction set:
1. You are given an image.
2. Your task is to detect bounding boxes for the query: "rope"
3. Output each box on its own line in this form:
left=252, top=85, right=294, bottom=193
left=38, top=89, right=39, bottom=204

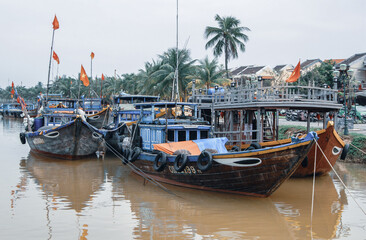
left=83, top=119, right=180, bottom=197
left=350, top=142, right=366, bottom=155
left=314, top=139, right=366, bottom=216
left=310, top=142, right=317, bottom=239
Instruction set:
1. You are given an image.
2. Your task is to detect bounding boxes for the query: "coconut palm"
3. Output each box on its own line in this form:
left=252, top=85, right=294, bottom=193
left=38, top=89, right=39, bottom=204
left=136, top=60, right=162, bottom=95
left=195, top=56, right=229, bottom=89
left=153, top=48, right=196, bottom=100
left=205, top=14, right=250, bottom=78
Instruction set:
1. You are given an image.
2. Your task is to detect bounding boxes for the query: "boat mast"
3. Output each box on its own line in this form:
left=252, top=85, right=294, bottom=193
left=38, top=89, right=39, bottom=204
left=171, top=0, right=179, bottom=102
left=46, top=29, right=56, bottom=104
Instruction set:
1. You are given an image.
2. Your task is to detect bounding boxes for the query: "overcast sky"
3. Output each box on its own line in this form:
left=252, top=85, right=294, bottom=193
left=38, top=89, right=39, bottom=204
left=1, top=0, right=365, bottom=88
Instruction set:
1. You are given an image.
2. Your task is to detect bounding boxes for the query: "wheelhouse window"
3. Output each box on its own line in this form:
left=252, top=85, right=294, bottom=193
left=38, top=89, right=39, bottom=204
left=189, top=131, right=197, bottom=140
left=167, top=130, right=174, bottom=141
left=178, top=130, right=186, bottom=141
left=201, top=130, right=208, bottom=139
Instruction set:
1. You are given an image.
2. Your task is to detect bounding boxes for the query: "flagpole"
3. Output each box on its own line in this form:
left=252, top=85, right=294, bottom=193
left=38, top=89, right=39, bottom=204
left=46, top=29, right=55, bottom=104
left=90, top=56, right=92, bottom=98
left=100, top=76, right=103, bottom=98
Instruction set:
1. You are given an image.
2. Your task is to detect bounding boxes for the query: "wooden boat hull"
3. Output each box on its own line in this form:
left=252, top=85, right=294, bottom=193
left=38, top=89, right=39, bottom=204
left=133, top=138, right=314, bottom=197
left=292, top=123, right=344, bottom=177
left=25, top=117, right=104, bottom=160
left=87, top=107, right=111, bottom=129
left=258, top=122, right=344, bottom=177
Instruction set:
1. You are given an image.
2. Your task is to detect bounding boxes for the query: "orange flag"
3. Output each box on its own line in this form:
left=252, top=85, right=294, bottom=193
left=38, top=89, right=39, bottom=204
left=359, top=84, right=363, bottom=91
left=53, top=51, right=60, bottom=64
left=52, top=15, right=59, bottom=30
left=101, top=74, right=105, bottom=81
left=80, top=65, right=89, bottom=86
left=11, top=82, right=15, bottom=95
left=286, top=61, right=301, bottom=83
left=91, top=52, right=95, bottom=59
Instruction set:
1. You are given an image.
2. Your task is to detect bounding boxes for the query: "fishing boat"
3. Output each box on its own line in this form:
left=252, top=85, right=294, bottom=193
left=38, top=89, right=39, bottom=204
left=80, top=97, right=111, bottom=129
left=1, top=103, right=23, bottom=118
left=123, top=102, right=317, bottom=197
left=191, top=77, right=346, bottom=177
left=20, top=97, right=105, bottom=159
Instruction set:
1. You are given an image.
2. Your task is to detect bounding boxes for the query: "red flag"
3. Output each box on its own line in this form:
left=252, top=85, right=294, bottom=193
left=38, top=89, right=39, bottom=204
left=101, top=74, right=105, bottom=81
left=91, top=52, right=95, bottom=59
left=359, top=84, right=363, bottom=91
left=52, top=15, right=59, bottom=30
left=80, top=65, right=89, bottom=86
left=11, top=82, right=15, bottom=95
left=53, top=51, right=60, bottom=64
left=286, top=61, right=301, bottom=83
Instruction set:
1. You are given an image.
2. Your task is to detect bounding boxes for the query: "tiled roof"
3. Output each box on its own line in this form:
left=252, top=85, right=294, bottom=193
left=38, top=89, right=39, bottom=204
left=274, top=65, right=286, bottom=72
left=241, top=66, right=265, bottom=75
left=324, top=59, right=345, bottom=64
left=230, top=66, right=249, bottom=76
left=337, top=53, right=366, bottom=66
left=300, top=59, right=322, bottom=69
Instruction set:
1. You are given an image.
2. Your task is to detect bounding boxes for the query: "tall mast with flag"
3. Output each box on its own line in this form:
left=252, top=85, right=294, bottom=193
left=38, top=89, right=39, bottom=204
left=101, top=74, right=105, bottom=98
left=171, top=0, right=179, bottom=102
left=46, top=15, right=59, bottom=103
left=90, top=52, right=95, bottom=98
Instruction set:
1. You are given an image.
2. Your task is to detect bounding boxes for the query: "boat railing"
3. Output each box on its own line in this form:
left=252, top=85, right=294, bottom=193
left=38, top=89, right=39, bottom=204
left=213, top=85, right=338, bottom=106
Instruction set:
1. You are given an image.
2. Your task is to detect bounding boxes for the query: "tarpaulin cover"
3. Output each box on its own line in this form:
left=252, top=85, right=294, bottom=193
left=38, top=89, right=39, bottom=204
left=153, top=137, right=228, bottom=155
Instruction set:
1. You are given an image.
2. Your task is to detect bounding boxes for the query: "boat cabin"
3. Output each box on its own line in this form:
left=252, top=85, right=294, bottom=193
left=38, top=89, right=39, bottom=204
left=79, top=98, right=103, bottom=115
left=134, top=102, right=211, bottom=151
left=45, top=98, right=78, bottom=114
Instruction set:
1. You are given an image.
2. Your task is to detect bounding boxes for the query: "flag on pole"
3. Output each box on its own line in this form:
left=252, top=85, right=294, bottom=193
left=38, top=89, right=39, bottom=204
left=91, top=52, right=95, bottom=59
left=52, top=15, right=59, bottom=30
left=286, top=61, right=301, bottom=83
left=359, top=84, right=363, bottom=91
left=11, top=82, right=15, bottom=95
left=52, top=51, right=60, bottom=64
left=101, top=74, right=105, bottom=81
left=80, top=65, right=89, bottom=86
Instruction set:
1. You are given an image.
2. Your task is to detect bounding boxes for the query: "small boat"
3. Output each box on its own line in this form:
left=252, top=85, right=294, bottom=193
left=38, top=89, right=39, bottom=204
left=1, top=103, right=23, bottom=118
left=20, top=98, right=105, bottom=159
left=123, top=102, right=317, bottom=197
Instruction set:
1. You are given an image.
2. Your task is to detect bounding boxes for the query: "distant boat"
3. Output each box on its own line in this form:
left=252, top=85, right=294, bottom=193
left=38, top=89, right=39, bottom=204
left=1, top=103, right=23, bottom=118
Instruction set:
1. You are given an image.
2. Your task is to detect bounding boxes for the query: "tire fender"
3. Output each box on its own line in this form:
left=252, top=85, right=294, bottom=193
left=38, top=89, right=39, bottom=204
left=154, top=151, right=167, bottom=172
left=174, top=153, right=188, bottom=172
left=197, top=150, right=213, bottom=172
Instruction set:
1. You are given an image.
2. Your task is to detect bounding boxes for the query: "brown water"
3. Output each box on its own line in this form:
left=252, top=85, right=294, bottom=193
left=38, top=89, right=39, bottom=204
left=1, top=118, right=366, bottom=240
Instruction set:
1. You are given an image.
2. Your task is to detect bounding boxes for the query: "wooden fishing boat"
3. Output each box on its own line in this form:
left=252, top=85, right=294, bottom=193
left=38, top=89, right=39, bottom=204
left=86, top=106, right=111, bottom=129
left=20, top=98, right=105, bottom=160
left=2, top=103, right=23, bottom=118
left=124, top=102, right=316, bottom=197
left=24, top=116, right=104, bottom=159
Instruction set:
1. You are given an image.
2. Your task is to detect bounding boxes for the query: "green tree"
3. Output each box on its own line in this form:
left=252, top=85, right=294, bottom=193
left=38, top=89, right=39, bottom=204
left=205, top=14, right=250, bottom=78
left=195, top=56, right=229, bottom=89
left=153, top=48, right=196, bottom=100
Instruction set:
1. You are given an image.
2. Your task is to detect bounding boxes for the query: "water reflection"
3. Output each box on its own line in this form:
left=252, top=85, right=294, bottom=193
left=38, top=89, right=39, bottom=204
left=14, top=151, right=362, bottom=239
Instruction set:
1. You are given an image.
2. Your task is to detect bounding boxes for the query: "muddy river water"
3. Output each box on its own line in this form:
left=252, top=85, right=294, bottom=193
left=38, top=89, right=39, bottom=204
left=1, top=118, right=365, bottom=239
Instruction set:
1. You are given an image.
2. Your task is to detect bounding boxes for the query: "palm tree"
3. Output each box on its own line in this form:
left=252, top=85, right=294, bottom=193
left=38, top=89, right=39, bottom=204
left=136, top=60, right=162, bottom=95
left=205, top=14, right=250, bottom=78
left=153, top=48, right=196, bottom=100
left=195, top=56, right=228, bottom=89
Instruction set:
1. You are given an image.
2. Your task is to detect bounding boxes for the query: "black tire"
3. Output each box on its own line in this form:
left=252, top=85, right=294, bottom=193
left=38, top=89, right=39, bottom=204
left=197, top=150, right=213, bottom=172
left=340, top=144, right=350, bottom=160
left=231, top=146, right=240, bottom=152
left=174, top=153, right=188, bottom=172
left=249, top=142, right=261, bottom=149
left=128, top=147, right=142, bottom=163
left=19, top=133, right=26, bottom=144
left=154, top=152, right=167, bottom=172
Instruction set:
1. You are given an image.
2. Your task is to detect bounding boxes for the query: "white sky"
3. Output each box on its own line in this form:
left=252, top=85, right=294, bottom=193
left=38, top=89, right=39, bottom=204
left=1, top=0, right=365, bottom=87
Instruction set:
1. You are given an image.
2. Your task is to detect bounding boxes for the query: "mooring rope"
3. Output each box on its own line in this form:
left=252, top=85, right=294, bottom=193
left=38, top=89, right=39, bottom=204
left=349, top=142, right=366, bottom=155
left=310, top=142, right=317, bottom=240
left=314, top=139, right=366, bottom=216
left=103, top=139, right=181, bottom=198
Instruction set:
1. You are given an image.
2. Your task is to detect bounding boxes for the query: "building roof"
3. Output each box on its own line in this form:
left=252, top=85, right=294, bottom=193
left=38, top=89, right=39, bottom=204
left=230, top=66, right=249, bottom=76
left=273, top=65, right=286, bottom=72
left=300, top=59, right=322, bottom=69
left=337, top=53, right=366, bottom=66
left=241, top=66, right=265, bottom=75
left=324, top=59, right=345, bottom=64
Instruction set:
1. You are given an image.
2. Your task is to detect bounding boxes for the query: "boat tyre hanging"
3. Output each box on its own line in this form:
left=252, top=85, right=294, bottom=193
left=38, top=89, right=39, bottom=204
left=340, top=143, right=350, bottom=160
left=174, top=153, right=188, bottom=172
left=128, top=147, right=142, bottom=163
left=154, top=151, right=167, bottom=172
left=197, top=150, right=213, bottom=172
left=19, top=133, right=26, bottom=144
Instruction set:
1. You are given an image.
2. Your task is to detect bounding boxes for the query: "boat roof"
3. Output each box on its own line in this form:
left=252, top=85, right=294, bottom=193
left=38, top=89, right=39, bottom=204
left=114, top=94, right=159, bottom=100
left=134, top=102, right=197, bottom=109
